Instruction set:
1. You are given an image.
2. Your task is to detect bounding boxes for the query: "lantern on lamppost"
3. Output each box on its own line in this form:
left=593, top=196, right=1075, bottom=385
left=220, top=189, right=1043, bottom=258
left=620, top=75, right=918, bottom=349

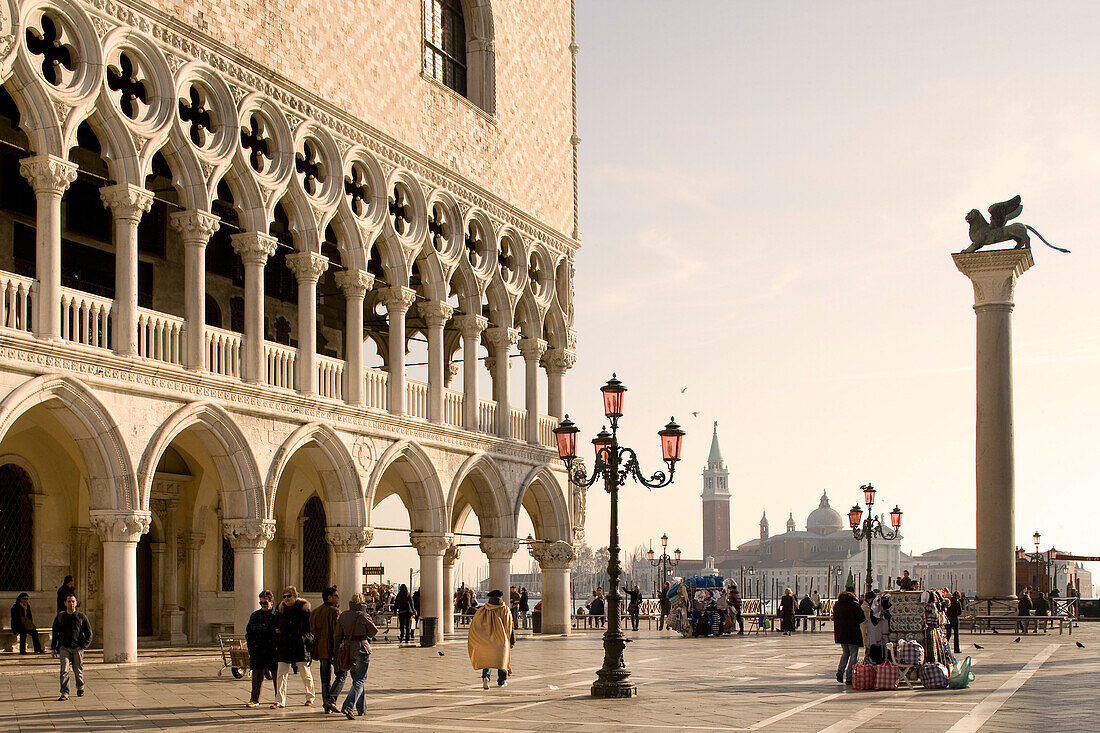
left=647, top=532, right=680, bottom=598
left=848, top=483, right=902, bottom=595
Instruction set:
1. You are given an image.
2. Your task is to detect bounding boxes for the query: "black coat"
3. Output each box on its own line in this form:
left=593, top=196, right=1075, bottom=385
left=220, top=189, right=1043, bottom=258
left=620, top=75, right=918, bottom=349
left=832, top=592, right=865, bottom=646
left=798, top=596, right=816, bottom=615
left=245, top=608, right=278, bottom=670
left=274, top=599, right=312, bottom=663
left=56, top=584, right=75, bottom=614
left=519, top=591, right=529, bottom=612
left=10, top=602, right=33, bottom=633
left=624, top=588, right=642, bottom=612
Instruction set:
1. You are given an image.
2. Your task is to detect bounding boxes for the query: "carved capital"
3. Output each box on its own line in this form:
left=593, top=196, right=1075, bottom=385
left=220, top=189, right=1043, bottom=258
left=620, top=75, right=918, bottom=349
left=444, top=543, right=461, bottom=566
left=90, top=511, right=151, bottom=543
left=326, top=526, right=374, bottom=553
left=381, top=286, right=417, bottom=314
left=182, top=532, right=206, bottom=552
left=485, top=326, right=520, bottom=350
left=19, top=155, right=78, bottom=195
left=286, top=251, right=329, bottom=284
left=223, top=519, right=276, bottom=550
left=480, top=537, right=519, bottom=560
left=542, top=348, right=577, bottom=373
left=170, top=209, right=220, bottom=244
left=454, top=314, right=488, bottom=340
left=410, top=532, right=452, bottom=557
left=231, top=232, right=279, bottom=266
left=417, top=300, right=454, bottom=328
left=529, top=540, right=576, bottom=570
left=334, top=268, right=374, bottom=299
left=99, top=183, right=154, bottom=221
left=953, top=249, right=1034, bottom=307
left=517, top=337, right=547, bottom=361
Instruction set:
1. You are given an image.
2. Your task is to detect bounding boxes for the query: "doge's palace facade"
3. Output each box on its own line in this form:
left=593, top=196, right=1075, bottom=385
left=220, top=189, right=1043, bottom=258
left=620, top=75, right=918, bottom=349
left=0, top=0, right=580, bottom=662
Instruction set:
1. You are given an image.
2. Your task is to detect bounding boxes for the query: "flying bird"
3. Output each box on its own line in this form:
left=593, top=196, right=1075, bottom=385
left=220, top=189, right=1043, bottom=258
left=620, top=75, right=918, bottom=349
left=973, top=643, right=984, bottom=649
left=680, top=387, right=688, bottom=393
left=1076, top=641, right=1085, bottom=649
left=692, top=411, right=700, bottom=417
left=1012, top=636, right=1021, bottom=643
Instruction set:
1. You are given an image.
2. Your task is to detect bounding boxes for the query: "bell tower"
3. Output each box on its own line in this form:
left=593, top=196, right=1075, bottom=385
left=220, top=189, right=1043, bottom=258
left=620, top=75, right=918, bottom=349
left=701, top=421, right=731, bottom=560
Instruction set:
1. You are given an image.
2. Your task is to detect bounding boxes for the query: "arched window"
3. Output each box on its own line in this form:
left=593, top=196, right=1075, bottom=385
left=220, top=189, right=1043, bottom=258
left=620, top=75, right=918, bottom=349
left=423, top=0, right=467, bottom=97
left=0, top=463, right=34, bottom=591
left=301, top=496, right=329, bottom=592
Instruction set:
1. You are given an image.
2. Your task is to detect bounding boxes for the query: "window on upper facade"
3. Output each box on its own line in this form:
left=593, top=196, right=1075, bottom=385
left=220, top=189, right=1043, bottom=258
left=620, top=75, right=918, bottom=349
left=423, top=0, right=468, bottom=98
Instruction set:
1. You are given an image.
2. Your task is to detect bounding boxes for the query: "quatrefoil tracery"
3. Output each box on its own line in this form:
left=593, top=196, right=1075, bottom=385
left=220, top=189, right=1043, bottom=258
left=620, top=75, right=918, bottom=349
left=106, top=52, right=148, bottom=120
left=26, top=14, right=76, bottom=88
left=295, top=140, right=325, bottom=196
left=240, top=113, right=273, bottom=174
left=178, top=85, right=215, bottom=148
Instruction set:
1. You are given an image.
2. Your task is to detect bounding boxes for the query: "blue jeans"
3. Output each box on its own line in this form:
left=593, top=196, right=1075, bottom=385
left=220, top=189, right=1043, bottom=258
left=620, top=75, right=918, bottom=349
left=838, top=643, right=861, bottom=682
left=482, top=668, right=507, bottom=685
left=341, top=654, right=370, bottom=713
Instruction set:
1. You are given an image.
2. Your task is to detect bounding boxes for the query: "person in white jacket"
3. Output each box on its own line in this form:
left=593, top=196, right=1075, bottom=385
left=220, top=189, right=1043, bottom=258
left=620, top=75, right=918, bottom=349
left=860, top=592, right=888, bottom=663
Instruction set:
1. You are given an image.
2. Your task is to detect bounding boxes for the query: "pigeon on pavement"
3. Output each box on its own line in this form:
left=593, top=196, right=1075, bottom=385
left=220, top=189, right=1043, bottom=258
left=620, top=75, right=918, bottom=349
left=1076, top=641, right=1085, bottom=649
left=973, top=643, right=984, bottom=649
left=1013, top=636, right=1021, bottom=643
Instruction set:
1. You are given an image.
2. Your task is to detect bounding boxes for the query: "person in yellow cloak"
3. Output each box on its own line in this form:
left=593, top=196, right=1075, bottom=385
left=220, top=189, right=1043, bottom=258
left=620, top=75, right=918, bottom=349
left=468, top=589, right=515, bottom=688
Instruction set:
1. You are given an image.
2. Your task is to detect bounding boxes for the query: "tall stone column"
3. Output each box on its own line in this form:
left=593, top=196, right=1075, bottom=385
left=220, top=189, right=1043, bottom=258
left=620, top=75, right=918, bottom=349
left=327, top=527, right=373, bottom=599
left=231, top=232, right=278, bottom=383
left=19, top=155, right=78, bottom=340
left=485, top=327, right=520, bottom=438
left=455, top=314, right=488, bottom=430
left=286, top=251, right=329, bottom=395
left=543, top=349, right=576, bottom=420
left=530, top=541, right=576, bottom=635
left=280, top=535, right=298, bottom=589
left=170, top=210, right=220, bottom=370
left=410, top=533, right=451, bottom=644
left=442, top=543, right=461, bottom=638
left=418, top=300, right=454, bottom=424
left=160, top=498, right=186, bottom=645
left=519, top=337, right=547, bottom=444
left=382, top=286, right=417, bottom=416
left=100, top=184, right=154, bottom=356
left=183, top=532, right=205, bottom=643
left=335, top=269, right=373, bottom=405
left=89, top=511, right=151, bottom=663
left=224, top=519, right=276, bottom=634
left=953, top=248, right=1034, bottom=605
left=480, top=538, right=519, bottom=596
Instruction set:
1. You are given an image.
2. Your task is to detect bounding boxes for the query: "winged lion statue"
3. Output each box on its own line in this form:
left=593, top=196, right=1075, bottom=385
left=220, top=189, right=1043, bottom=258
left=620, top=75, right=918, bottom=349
left=963, top=195, right=1069, bottom=253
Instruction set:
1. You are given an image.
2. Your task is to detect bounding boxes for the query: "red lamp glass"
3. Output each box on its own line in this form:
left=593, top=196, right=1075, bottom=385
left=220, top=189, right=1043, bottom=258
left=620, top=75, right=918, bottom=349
left=674, top=548, right=681, bottom=561
left=646, top=548, right=654, bottom=562
left=889, top=505, right=902, bottom=529
left=601, top=373, right=626, bottom=419
left=659, top=418, right=685, bottom=462
left=553, top=415, right=579, bottom=461
left=592, top=427, right=613, bottom=463
left=848, top=505, right=863, bottom=529
left=661, top=533, right=669, bottom=548
left=862, top=483, right=876, bottom=508
left=1033, top=530, right=1041, bottom=550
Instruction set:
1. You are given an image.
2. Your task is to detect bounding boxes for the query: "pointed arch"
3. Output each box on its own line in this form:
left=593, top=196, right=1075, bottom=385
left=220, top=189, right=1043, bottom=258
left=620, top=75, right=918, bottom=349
left=0, top=373, right=136, bottom=511
left=447, top=452, right=513, bottom=539
left=266, top=422, right=363, bottom=526
left=366, top=439, right=446, bottom=533
left=516, top=466, right=570, bottom=542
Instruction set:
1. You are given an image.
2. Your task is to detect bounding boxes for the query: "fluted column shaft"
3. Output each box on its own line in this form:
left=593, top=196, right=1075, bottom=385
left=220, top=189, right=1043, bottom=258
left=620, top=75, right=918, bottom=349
left=170, top=210, right=220, bottom=370
left=19, top=155, right=78, bottom=340
left=382, top=287, right=417, bottom=416
left=455, top=314, right=488, bottom=431
left=232, top=233, right=278, bottom=383
left=286, top=252, right=329, bottom=395
left=335, top=270, right=373, bottom=405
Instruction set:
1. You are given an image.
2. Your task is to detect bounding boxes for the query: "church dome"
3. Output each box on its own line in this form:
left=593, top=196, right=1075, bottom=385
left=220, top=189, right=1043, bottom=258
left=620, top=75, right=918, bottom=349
left=806, top=491, right=843, bottom=536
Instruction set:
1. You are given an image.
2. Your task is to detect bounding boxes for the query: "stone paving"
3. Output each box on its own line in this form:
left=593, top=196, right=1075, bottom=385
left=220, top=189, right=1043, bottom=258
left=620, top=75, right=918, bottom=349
left=1, top=624, right=1096, bottom=732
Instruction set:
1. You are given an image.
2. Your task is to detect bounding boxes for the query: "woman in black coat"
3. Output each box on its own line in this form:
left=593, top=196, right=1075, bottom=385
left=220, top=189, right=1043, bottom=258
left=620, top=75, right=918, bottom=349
left=779, top=588, right=796, bottom=635
left=244, top=590, right=278, bottom=707
left=273, top=586, right=315, bottom=708
left=393, top=584, right=415, bottom=643
left=832, top=589, right=865, bottom=685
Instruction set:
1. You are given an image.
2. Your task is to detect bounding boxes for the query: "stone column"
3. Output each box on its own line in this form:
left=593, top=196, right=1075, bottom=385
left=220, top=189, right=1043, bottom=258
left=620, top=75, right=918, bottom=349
left=286, top=251, right=329, bottom=395
left=543, top=349, right=576, bottom=420
left=231, top=232, right=278, bottom=383
left=335, top=269, right=373, bottom=405
left=89, top=511, right=151, bottom=663
left=485, top=326, right=520, bottom=438
left=100, top=184, right=154, bottom=356
left=410, top=533, right=451, bottom=644
left=224, top=519, right=276, bottom=634
left=530, top=541, right=576, bottom=635
left=518, top=337, right=547, bottom=444
left=160, top=499, right=186, bottom=645
left=382, top=286, right=417, bottom=416
left=480, top=538, right=519, bottom=596
left=442, top=543, right=460, bottom=638
left=954, top=249, right=1034, bottom=606
left=19, top=155, right=78, bottom=340
left=183, top=532, right=205, bottom=644
left=280, top=535, right=298, bottom=589
left=170, top=210, right=220, bottom=370
left=455, top=314, right=488, bottom=430
left=418, top=300, right=454, bottom=424
left=327, top=527, right=373, bottom=599
left=150, top=541, right=165, bottom=637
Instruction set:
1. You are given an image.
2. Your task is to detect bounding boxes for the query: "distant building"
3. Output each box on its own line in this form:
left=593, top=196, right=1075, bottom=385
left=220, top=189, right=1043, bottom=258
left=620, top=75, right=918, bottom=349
left=912, top=548, right=977, bottom=595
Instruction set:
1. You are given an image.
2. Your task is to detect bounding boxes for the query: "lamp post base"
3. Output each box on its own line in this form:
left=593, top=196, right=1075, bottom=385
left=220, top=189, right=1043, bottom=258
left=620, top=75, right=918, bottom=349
left=591, top=675, right=637, bottom=698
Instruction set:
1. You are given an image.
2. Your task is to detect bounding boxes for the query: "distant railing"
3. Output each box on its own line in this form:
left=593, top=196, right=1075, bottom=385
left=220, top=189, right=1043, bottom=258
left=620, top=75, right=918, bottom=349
left=264, top=341, right=297, bottom=390
left=443, top=387, right=463, bottom=427
left=60, top=287, right=112, bottom=349
left=0, top=271, right=34, bottom=332
left=478, top=399, right=496, bottom=434
left=406, top=378, right=428, bottom=419
left=364, top=367, right=388, bottom=410
left=510, top=407, right=526, bottom=442
left=136, top=308, right=184, bottom=365
left=538, top=414, right=556, bottom=449
left=205, top=326, right=241, bottom=377
left=316, top=354, right=345, bottom=400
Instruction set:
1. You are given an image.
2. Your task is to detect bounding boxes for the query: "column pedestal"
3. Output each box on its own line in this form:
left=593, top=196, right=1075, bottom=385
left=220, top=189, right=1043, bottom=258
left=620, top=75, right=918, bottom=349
left=953, top=248, right=1034, bottom=608
left=90, top=512, right=151, bottom=663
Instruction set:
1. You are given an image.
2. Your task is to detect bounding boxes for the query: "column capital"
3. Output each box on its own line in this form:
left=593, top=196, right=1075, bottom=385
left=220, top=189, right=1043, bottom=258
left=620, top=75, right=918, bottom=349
left=381, top=286, right=417, bottom=313
left=454, top=313, right=489, bottom=339
left=182, top=531, right=206, bottom=551
left=170, top=209, right=220, bottom=243
left=326, top=526, right=374, bottom=553
left=286, top=251, right=329, bottom=284
left=90, top=511, right=151, bottom=543
left=223, top=519, right=276, bottom=549
left=409, top=532, right=452, bottom=557
left=99, top=183, right=154, bottom=221
left=231, top=231, right=279, bottom=266
left=480, top=537, right=519, bottom=560
left=335, top=268, right=374, bottom=298
left=953, top=249, right=1034, bottom=307
left=518, top=337, right=548, bottom=360
left=485, top=326, right=520, bottom=349
left=542, top=348, right=577, bottom=373
left=19, top=154, right=78, bottom=195
left=417, top=300, right=454, bottom=327
left=444, top=543, right=461, bottom=566
left=529, top=540, right=576, bottom=570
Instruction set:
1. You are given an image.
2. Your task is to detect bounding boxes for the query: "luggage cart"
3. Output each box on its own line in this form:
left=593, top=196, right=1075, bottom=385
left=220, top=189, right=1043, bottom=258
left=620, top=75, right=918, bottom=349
left=217, top=634, right=250, bottom=679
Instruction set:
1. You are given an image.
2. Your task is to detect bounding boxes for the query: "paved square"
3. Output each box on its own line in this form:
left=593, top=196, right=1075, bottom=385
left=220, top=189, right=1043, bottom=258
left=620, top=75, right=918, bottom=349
left=2, top=625, right=1096, bottom=732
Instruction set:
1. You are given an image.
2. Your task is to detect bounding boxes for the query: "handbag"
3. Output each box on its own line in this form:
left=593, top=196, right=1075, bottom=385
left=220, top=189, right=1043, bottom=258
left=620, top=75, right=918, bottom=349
left=874, top=662, right=900, bottom=690
left=947, top=656, right=974, bottom=689
left=852, top=661, right=876, bottom=690
left=336, top=611, right=365, bottom=672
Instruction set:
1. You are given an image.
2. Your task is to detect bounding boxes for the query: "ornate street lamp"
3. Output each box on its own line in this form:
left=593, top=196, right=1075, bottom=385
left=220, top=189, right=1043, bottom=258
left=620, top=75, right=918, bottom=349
left=1033, top=530, right=1042, bottom=592
left=848, top=483, right=902, bottom=595
left=647, top=532, right=680, bottom=599
left=553, top=374, right=684, bottom=699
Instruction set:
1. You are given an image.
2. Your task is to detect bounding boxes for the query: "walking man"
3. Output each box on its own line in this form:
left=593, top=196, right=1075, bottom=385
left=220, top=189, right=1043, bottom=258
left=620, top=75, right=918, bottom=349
left=728, top=582, right=744, bottom=634
left=946, top=591, right=962, bottom=654
left=518, top=587, right=530, bottom=630
left=624, top=584, right=643, bottom=631
left=658, top=582, right=672, bottom=631
left=469, top=589, right=514, bottom=688
left=56, top=576, right=75, bottom=614
left=50, top=593, right=92, bottom=701
left=310, top=586, right=344, bottom=713
left=11, top=593, right=44, bottom=654
left=509, top=586, right=521, bottom=628
left=832, top=585, right=864, bottom=685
